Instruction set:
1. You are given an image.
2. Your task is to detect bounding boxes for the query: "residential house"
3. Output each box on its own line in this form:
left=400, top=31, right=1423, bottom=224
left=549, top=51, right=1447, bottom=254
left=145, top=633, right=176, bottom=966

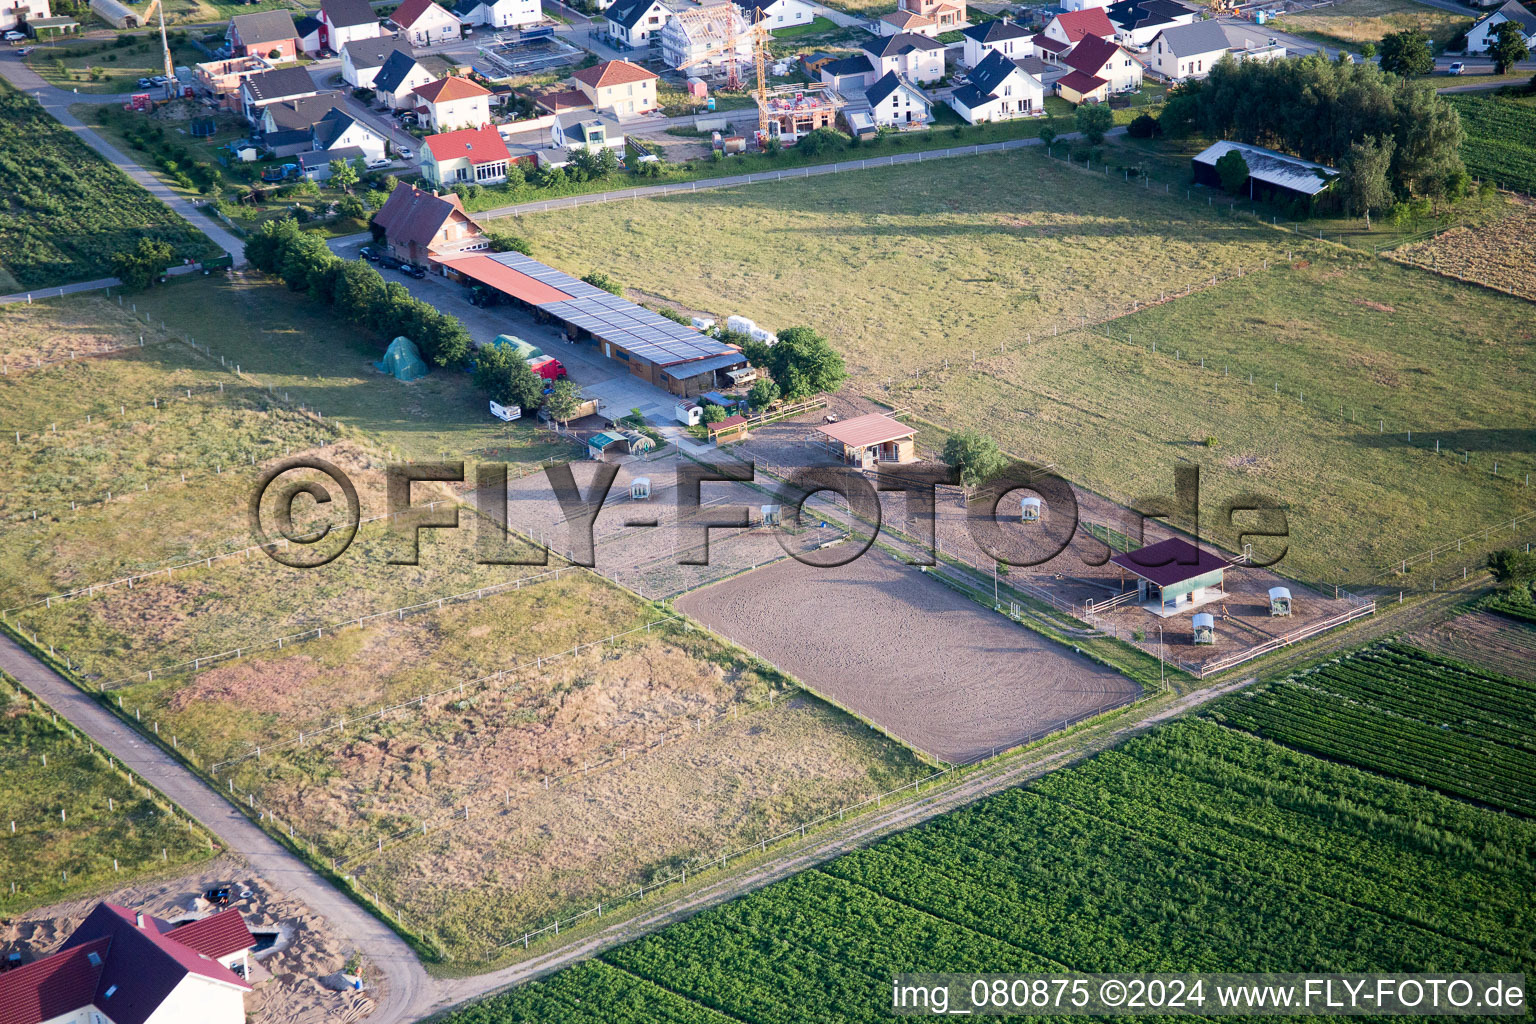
left=319, top=0, right=381, bottom=51
left=313, top=107, right=389, bottom=163
left=0, top=0, right=49, bottom=32
left=342, top=36, right=413, bottom=88
left=1466, top=0, right=1536, bottom=51
left=195, top=54, right=272, bottom=110
left=422, top=124, right=512, bottom=184
left=864, top=70, right=933, bottom=127
left=820, top=52, right=876, bottom=89
left=259, top=92, right=347, bottom=153
left=299, top=145, right=368, bottom=179
left=570, top=59, right=659, bottom=117
left=452, top=0, right=541, bottom=29
left=388, top=0, right=462, bottom=46
left=1055, top=67, right=1107, bottom=102
left=877, top=8, right=938, bottom=36
left=1062, top=33, right=1141, bottom=93
left=1104, top=0, right=1195, bottom=48
left=736, top=0, right=813, bottom=29
left=1144, top=19, right=1229, bottom=79
left=861, top=32, right=946, bottom=84
left=551, top=109, right=625, bottom=155
left=0, top=903, right=255, bottom=1024
left=960, top=17, right=1031, bottom=66
left=414, top=73, right=493, bottom=130
left=604, top=0, right=671, bottom=50
left=896, top=0, right=963, bottom=32
left=947, top=47, right=1042, bottom=121
left=227, top=10, right=300, bottom=60
left=373, top=48, right=435, bottom=108
left=660, top=6, right=750, bottom=72
left=1039, top=7, right=1115, bottom=49
left=371, top=181, right=487, bottom=263
left=240, top=65, right=318, bottom=123
left=1059, top=0, right=1112, bottom=10
left=295, top=14, right=324, bottom=53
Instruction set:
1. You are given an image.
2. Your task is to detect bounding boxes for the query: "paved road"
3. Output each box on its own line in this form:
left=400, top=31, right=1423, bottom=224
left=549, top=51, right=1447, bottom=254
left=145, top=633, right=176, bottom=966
left=0, top=50, right=247, bottom=266
left=0, top=263, right=205, bottom=306
left=0, top=632, right=432, bottom=1024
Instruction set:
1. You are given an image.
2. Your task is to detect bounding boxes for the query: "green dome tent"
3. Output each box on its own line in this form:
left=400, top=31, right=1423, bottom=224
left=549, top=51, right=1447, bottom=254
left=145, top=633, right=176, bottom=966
left=375, top=337, right=428, bottom=382
left=493, top=334, right=543, bottom=361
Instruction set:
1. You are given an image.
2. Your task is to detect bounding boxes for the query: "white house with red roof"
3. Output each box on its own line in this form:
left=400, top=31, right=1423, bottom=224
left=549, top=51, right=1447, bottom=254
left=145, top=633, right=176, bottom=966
left=414, top=74, right=493, bottom=130
left=569, top=59, right=659, bottom=117
left=1061, top=33, right=1142, bottom=94
left=421, top=125, right=513, bottom=184
left=0, top=903, right=255, bottom=1024
left=387, top=0, right=462, bottom=46
left=1037, top=7, right=1116, bottom=55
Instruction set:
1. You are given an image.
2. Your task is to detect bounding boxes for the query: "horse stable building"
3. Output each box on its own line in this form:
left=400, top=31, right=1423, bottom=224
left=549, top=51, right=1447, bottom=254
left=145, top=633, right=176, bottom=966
left=433, top=250, right=747, bottom=397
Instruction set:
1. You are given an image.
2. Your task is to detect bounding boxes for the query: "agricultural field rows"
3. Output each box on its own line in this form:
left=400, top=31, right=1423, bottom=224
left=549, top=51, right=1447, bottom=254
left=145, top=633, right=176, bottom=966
left=1210, top=643, right=1536, bottom=815
left=439, top=719, right=1536, bottom=1023
left=1445, top=92, right=1536, bottom=196
left=0, top=676, right=212, bottom=915
left=0, top=82, right=216, bottom=292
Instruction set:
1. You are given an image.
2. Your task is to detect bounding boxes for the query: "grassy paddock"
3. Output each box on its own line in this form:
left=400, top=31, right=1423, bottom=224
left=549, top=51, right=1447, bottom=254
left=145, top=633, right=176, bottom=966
left=1268, top=0, right=1471, bottom=48
left=0, top=675, right=213, bottom=915
left=24, top=36, right=206, bottom=93
left=497, top=148, right=1290, bottom=377
left=885, top=254, right=1536, bottom=587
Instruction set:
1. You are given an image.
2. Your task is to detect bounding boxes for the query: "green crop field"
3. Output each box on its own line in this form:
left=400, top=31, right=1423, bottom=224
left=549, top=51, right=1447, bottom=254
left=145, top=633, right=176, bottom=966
left=0, top=675, right=213, bottom=915
left=436, top=717, right=1536, bottom=1023
left=1211, top=643, right=1536, bottom=814
left=1446, top=92, right=1536, bottom=195
left=0, top=82, right=217, bottom=291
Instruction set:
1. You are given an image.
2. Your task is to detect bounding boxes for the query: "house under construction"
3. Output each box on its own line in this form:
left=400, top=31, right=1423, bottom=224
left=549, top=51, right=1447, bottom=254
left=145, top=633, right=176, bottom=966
left=758, top=84, right=843, bottom=143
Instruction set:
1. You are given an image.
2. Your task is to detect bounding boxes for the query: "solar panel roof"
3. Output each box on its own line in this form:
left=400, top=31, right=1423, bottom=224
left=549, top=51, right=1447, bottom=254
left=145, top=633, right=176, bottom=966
left=485, top=252, right=740, bottom=366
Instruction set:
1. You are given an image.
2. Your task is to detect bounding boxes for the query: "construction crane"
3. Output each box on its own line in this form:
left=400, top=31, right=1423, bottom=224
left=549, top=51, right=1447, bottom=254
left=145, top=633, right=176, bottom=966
left=137, top=0, right=176, bottom=98
left=675, top=6, right=770, bottom=138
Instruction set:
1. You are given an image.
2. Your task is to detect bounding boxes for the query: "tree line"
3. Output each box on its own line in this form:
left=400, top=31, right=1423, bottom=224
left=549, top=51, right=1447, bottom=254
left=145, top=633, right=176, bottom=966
left=1162, top=55, right=1468, bottom=212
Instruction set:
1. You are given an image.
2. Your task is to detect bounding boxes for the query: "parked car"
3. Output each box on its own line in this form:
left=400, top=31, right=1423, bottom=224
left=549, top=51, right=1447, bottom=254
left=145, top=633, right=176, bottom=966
left=396, top=146, right=413, bottom=159
left=1447, top=61, right=1465, bottom=75
left=137, top=77, right=154, bottom=87
left=16, top=45, right=33, bottom=55
left=150, top=75, right=167, bottom=85
left=379, top=254, right=404, bottom=270
left=400, top=263, right=427, bottom=279
left=359, top=244, right=382, bottom=262
left=4, top=29, right=26, bottom=41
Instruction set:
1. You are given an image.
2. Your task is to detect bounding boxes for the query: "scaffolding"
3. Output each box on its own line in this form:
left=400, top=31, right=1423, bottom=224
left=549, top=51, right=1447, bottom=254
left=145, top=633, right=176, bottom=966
left=757, top=84, right=844, bottom=143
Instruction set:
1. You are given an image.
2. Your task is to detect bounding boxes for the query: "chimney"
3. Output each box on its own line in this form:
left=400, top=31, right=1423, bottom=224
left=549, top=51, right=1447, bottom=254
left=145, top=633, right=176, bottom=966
left=135, top=912, right=145, bottom=928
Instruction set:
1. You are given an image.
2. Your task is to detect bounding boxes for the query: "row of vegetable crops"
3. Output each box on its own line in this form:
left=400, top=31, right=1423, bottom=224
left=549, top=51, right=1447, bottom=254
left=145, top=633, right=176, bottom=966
left=439, top=719, right=1536, bottom=1024
left=1210, top=643, right=1536, bottom=815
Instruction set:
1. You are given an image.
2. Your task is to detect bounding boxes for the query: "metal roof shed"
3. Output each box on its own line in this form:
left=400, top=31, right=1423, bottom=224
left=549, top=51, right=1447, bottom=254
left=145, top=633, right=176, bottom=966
left=1192, top=141, right=1339, bottom=208
left=1110, top=537, right=1229, bottom=614
left=816, top=412, right=917, bottom=466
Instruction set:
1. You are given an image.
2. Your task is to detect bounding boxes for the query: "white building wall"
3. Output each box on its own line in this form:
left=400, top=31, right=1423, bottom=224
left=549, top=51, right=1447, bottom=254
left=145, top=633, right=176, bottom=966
left=142, top=976, right=248, bottom=1024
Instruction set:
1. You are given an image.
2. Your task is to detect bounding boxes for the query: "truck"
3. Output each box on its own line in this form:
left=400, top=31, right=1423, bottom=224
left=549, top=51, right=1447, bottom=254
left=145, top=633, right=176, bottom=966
left=529, top=354, right=568, bottom=382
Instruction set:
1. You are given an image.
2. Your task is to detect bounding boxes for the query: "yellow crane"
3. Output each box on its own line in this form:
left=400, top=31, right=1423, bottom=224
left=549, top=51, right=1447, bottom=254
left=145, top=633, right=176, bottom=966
left=675, top=6, right=771, bottom=139
left=137, top=0, right=176, bottom=95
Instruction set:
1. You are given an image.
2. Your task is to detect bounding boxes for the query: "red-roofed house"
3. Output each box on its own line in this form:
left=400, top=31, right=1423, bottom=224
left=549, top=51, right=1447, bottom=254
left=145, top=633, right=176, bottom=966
left=387, top=0, right=461, bottom=46
left=1062, top=33, right=1142, bottom=92
left=0, top=903, right=254, bottom=1024
left=1055, top=68, right=1108, bottom=104
left=371, top=181, right=487, bottom=264
left=1041, top=8, right=1115, bottom=49
left=421, top=125, right=513, bottom=185
left=413, top=74, right=493, bottom=131
left=570, top=59, right=659, bottom=117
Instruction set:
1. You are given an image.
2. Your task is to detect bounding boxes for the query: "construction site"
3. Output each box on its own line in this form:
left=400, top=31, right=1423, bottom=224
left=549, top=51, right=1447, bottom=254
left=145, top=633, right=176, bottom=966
left=472, top=30, right=585, bottom=81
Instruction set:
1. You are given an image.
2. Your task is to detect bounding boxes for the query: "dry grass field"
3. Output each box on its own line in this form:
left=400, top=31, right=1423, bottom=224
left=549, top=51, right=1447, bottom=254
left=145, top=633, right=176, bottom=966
left=1269, top=0, right=1472, bottom=48
left=1393, top=196, right=1536, bottom=301
left=1406, top=611, right=1536, bottom=681
left=493, top=149, right=1289, bottom=379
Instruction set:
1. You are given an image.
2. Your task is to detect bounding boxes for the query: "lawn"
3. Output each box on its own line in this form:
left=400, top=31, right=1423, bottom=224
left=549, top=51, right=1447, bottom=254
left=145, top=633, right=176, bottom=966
left=24, top=34, right=206, bottom=94
left=1268, top=0, right=1472, bottom=49
left=0, top=674, right=214, bottom=915
left=434, top=717, right=1536, bottom=1022
left=492, top=147, right=1290, bottom=378
left=0, top=81, right=217, bottom=291
left=887, top=253, right=1536, bottom=588
left=1445, top=90, right=1536, bottom=194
